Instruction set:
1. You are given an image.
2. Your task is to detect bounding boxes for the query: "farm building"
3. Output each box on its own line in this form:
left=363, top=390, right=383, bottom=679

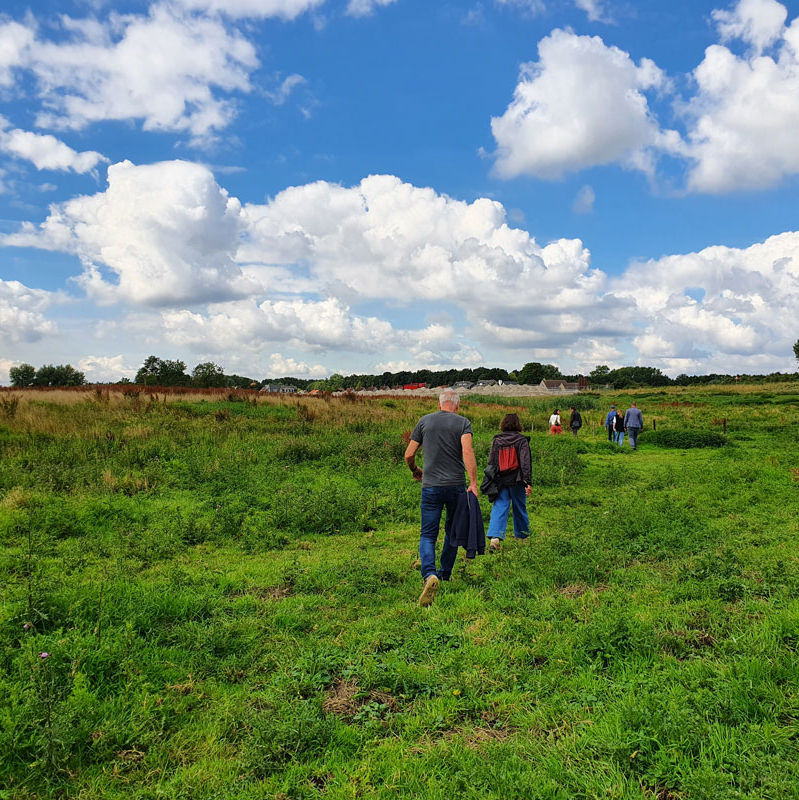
left=260, top=384, right=297, bottom=394
left=540, top=379, right=581, bottom=392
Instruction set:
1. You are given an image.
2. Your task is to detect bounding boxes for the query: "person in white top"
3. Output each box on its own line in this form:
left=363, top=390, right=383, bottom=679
left=549, top=409, right=562, bottom=435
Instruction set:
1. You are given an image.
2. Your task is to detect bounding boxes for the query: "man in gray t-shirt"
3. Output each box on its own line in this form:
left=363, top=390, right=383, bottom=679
left=404, top=389, right=478, bottom=607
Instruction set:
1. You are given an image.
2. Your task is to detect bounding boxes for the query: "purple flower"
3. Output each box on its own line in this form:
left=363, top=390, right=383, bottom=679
left=38, top=652, right=49, bottom=659
left=23, top=622, right=32, bottom=631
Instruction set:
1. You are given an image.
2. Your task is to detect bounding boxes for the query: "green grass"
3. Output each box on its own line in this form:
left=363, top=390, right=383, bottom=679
left=1, top=386, right=799, bottom=799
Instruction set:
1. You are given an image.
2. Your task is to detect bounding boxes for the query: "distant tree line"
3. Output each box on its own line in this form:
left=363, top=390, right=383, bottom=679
left=134, top=357, right=257, bottom=389
left=9, top=354, right=799, bottom=390
left=9, top=363, right=86, bottom=387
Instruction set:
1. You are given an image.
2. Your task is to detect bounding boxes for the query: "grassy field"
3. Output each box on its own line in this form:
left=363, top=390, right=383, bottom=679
left=1, top=385, right=798, bottom=799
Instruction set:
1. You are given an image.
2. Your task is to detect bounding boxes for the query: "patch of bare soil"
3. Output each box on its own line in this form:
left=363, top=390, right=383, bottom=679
left=559, top=583, right=609, bottom=598
left=322, top=679, right=399, bottom=720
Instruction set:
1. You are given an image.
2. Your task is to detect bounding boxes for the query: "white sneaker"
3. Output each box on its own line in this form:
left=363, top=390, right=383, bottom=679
left=489, top=537, right=501, bottom=553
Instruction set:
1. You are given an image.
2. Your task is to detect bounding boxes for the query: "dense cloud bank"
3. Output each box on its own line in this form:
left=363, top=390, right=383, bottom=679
left=3, top=160, right=799, bottom=382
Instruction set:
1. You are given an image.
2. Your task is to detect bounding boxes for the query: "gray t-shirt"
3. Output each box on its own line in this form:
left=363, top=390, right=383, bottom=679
left=410, top=411, right=472, bottom=487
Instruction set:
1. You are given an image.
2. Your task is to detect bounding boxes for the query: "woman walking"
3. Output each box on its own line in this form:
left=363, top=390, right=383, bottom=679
left=549, top=408, right=562, bottom=435
left=486, top=413, right=532, bottom=552
left=613, top=407, right=625, bottom=446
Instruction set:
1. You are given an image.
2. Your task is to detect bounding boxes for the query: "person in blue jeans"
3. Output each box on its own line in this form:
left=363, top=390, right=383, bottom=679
left=405, top=390, right=479, bottom=607
left=486, top=414, right=532, bottom=552
left=624, top=402, right=644, bottom=450
left=604, top=405, right=617, bottom=441
left=613, top=409, right=625, bottom=446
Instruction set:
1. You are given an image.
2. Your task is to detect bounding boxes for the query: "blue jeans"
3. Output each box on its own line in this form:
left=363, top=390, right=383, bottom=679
left=627, top=426, right=640, bottom=449
left=614, top=430, right=624, bottom=445
left=487, top=485, right=529, bottom=541
left=419, top=485, right=465, bottom=581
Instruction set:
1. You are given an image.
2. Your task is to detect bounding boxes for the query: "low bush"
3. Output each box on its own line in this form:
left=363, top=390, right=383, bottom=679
left=644, top=429, right=728, bottom=448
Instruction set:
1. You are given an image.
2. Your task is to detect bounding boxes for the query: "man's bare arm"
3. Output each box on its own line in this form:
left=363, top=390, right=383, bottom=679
left=404, top=439, right=423, bottom=482
left=461, top=433, right=479, bottom=495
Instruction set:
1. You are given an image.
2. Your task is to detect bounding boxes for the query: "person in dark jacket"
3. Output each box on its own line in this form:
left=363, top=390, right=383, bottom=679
left=569, top=406, right=582, bottom=436
left=485, top=413, right=532, bottom=552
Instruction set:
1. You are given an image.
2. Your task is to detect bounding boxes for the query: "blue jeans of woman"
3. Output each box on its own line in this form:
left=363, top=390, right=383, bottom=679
left=614, top=430, right=624, bottom=445
left=487, top=484, right=529, bottom=541
left=419, top=485, right=465, bottom=581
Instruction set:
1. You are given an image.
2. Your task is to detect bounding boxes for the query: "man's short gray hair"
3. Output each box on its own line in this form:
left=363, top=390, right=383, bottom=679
left=439, top=389, right=460, bottom=407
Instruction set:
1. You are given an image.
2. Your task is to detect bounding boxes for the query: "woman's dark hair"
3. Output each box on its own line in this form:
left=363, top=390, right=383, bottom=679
left=500, top=413, right=523, bottom=432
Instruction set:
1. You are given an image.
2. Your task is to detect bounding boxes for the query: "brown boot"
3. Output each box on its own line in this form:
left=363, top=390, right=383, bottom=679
left=418, top=575, right=439, bottom=607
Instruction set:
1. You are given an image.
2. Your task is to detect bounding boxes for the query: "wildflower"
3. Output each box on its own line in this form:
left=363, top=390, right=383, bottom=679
left=452, top=689, right=461, bottom=696
left=23, top=622, right=32, bottom=631
left=38, top=652, right=49, bottom=659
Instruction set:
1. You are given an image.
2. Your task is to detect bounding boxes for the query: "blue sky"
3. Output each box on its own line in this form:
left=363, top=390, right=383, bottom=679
left=1, top=0, right=799, bottom=382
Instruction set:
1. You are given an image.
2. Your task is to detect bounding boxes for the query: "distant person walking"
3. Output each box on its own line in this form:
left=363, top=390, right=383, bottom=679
left=549, top=409, right=562, bottom=435
left=613, top=407, right=625, bottom=446
left=486, top=414, right=532, bottom=552
left=569, top=406, right=582, bottom=436
left=405, top=389, right=479, bottom=607
left=604, top=405, right=616, bottom=442
left=624, top=402, right=644, bottom=450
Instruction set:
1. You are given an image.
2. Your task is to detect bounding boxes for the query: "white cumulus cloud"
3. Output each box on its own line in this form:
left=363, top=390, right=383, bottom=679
left=0, top=279, right=58, bottom=344
left=161, top=297, right=397, bottom=353
left=0, top=20, right=34, bottom=86
left=78, top=354, right=136, bottom=382
left=491, top=1, right=799, bottom=194
left=4, top=160, right=258, bottom=306
left=267, top=353, right=327, bottom=377
left=620, top=230, right=799, bottom=370
left=23, top=5, right=258, bottom=143
left=0, top=117, right=107, bottom=173
left=684, top=0, right=799, bottom=192
left=712, top=0, right=787, bottom=53
left=574, top=0, right=611, bottom=23
left=490, top=29, right=680, bottom=180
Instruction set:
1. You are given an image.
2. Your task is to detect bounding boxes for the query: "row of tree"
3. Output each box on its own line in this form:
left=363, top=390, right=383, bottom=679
left=9, top=363, right=86, bottom=387
left=133, top=356, right=257, bottom=388
left=9, top=355, right=799, bottom=390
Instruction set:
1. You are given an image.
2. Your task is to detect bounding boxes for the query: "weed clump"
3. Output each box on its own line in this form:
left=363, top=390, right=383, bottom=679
left=0, top=395, right=20, bottom=418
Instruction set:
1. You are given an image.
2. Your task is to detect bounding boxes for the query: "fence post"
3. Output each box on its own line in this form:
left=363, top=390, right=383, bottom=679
left=723, top=418, right=727, bottom=434
left=653, top=419, right=656, bottom=431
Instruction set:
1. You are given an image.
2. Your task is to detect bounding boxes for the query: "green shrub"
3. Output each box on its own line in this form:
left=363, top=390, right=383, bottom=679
left=644, top=429, right=728, bottom=448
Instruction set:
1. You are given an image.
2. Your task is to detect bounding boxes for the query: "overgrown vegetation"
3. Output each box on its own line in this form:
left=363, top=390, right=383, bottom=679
left=1, top=384, right=799, bottom=799
left=644, top=429, right=729, bottom=448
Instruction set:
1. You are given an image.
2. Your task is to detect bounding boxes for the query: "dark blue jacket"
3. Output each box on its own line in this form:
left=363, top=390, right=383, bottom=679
left=447, top=491, right=485, bottom=559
